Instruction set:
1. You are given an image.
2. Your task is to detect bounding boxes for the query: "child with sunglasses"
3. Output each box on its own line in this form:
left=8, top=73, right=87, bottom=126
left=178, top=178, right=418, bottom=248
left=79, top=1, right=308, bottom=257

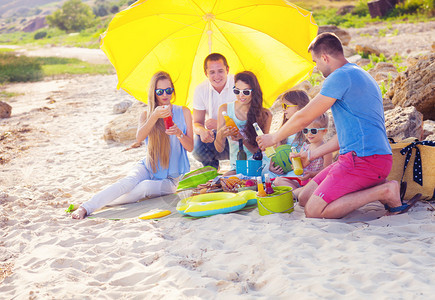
left=214, top=71, right=272, bottom=175
left=72, top=71, right=193, bottom=219
left=275, top=114, right=333, bottom=193
left=269, top=90, right=309, bottom=176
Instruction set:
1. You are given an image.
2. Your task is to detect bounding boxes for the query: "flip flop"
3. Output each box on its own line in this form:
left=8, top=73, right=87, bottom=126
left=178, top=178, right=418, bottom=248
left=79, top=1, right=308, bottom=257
left=384, top=193, right=422, bottom=215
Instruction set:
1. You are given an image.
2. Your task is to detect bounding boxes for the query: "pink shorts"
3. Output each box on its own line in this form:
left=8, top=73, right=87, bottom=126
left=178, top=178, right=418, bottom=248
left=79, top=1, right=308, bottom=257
left=312, top=152, right=392, bottom=203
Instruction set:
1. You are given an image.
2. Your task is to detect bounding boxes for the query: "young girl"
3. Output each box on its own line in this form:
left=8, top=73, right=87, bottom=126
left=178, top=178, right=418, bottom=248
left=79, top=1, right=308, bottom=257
left=214, top=71, right=272, bottom=175
left=72, top=71, right=194, bottom=219
left=269, top=90, right=309, bottom=175
left=274, top=113, right=332, bottom=192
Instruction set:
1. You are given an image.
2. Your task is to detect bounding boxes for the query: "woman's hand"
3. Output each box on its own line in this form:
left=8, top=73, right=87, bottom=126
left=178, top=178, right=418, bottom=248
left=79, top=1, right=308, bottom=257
left=218, top=125, right=238, bottom=139
left=230, top=130, right=244, bottom=141
left=152, top=105, right=172, bottom=119
left=269, top=161, right=284, bottom=175
left=165, top=123, right=182, bottom=137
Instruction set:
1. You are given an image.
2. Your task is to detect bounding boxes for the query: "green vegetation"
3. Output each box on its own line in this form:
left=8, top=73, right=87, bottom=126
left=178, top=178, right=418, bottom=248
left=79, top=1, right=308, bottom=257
left=0, top=53, right=43, bottom=83
left=0, top=91, right=21, bottom=101
left=308, top=73, right=323, bottom=87
left=0, top=53, right=114, bottom=84
left=379, top=73, right=393, bottom=96
left=360, top=52, right=407, bottom=73
left=46, top=0, right=97, bottom=32
left=313, top=0, right=434, bottom=28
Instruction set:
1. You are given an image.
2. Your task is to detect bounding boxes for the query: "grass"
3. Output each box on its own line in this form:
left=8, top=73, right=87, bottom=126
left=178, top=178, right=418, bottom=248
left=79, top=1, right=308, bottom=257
left=0, top=53, right=114, bottom=83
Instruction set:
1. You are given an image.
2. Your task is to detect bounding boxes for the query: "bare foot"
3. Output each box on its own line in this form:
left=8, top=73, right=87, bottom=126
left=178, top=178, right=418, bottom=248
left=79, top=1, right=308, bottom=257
left=378, top=181, right=403, bottom=215
left=71, top=207, right=87, bottom=219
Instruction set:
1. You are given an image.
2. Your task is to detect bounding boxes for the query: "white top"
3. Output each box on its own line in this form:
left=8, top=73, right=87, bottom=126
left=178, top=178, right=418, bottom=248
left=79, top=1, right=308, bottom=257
left=192, top=74, right=236, bottom=120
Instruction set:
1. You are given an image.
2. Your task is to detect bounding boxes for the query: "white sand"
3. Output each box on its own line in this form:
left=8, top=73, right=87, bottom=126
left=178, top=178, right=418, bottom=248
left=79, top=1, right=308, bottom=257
left=1, top=74, right=435, bottom=298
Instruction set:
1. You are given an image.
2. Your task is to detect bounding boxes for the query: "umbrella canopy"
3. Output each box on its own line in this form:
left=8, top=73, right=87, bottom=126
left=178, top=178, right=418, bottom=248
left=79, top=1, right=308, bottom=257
left=100, top=0, right=318, bottom=108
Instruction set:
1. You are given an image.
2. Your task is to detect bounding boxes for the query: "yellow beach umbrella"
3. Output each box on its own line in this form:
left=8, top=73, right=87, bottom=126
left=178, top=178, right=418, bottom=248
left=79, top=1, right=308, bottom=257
left=100, top=0, right=318, bottom=108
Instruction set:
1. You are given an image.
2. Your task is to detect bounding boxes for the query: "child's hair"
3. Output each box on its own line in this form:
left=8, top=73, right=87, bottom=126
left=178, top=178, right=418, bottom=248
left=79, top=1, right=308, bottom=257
left=280, top=89, right=310, bottom=147
left=234, top=71, right=268, bottom=147
left=146, top=71, right=175, bottom=173
left=311, top=113, right=329, bottom=129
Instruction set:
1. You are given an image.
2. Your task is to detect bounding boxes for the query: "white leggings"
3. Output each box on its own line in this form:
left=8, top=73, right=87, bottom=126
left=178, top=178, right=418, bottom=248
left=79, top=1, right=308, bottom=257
left=81, top=163, right=179, bottom=215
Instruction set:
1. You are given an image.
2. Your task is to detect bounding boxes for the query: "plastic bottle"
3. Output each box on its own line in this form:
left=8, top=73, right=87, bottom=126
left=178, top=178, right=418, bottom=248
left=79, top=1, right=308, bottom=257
left=291, top=146, right=304, bottom=176
left=163, top=105, right=174, bottom=129
left=264, top=173, right=274, bottom=195
left=252, top=122, right=276, bottom=158
left=237, top=139, right=247, bottom=160
left=222, top=111, right=239, bottom=134
left=257, top=176, right=266, bottom=197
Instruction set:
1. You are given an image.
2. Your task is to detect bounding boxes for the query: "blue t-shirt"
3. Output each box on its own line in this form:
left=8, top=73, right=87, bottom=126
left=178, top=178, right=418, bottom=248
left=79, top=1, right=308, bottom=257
left=320, top=63, right=392, bottom=157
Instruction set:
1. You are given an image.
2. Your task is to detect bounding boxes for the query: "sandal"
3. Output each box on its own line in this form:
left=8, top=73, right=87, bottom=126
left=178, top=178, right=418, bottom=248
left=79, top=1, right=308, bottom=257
left=384, top=193, right=422, bottom=215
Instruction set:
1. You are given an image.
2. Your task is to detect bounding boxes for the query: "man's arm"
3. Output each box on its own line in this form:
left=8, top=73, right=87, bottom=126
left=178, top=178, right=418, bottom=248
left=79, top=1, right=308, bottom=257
left=193, top=109, right=215, bottom=143
left=257, top=93, right=336, bottom=149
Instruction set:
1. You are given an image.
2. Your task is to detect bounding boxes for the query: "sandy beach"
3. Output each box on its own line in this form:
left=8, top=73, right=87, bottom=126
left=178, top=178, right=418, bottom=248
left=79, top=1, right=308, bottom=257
left=1, top=22, right=435, bottom=298
left=1, top=73, right=434, bottom=299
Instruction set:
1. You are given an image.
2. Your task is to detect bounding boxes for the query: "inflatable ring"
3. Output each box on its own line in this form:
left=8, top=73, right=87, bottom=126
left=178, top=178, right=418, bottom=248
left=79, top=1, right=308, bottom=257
left=177, top=190, right=257, bottom=217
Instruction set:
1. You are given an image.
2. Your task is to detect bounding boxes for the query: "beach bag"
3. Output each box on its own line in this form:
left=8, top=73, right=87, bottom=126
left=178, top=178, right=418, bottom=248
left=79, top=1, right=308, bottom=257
left=177, top=166, right=219, bottom=190
left=387, top=139, right=435, bottom=200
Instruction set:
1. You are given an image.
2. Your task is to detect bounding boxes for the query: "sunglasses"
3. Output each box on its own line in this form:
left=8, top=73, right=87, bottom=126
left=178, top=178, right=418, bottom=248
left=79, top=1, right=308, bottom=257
left=303, top=127, right=326, bottom=135
left=155, top=87, right=174, bottom=96
left=282, top=103, right=298, bottom=110
left=233, top=88, right=252, bottom=96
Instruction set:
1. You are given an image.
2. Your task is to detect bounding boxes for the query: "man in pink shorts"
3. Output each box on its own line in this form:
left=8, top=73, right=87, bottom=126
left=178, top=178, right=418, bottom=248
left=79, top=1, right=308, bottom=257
left=257, top=33, right=418, bottom=218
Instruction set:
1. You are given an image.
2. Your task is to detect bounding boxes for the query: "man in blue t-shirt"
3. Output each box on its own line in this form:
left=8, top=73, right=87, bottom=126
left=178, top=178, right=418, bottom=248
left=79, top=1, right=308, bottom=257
left=257, top=32, right=417, bottom=218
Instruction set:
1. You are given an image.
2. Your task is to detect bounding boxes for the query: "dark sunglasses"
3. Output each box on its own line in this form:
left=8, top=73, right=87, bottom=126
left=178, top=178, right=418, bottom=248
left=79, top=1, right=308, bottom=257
left=233, top=87, right=252, bottom=96
left=282, top=103, right=298, bottom=110
left=155, top=87, right=174, bottom=96
left=303, top=127, right=326, bottom=135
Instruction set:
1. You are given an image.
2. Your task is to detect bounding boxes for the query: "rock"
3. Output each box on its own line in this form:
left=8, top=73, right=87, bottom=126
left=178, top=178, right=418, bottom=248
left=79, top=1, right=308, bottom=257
left=425, top=134, right=435, bottom=141
left=423, top=120, right=435, bottom=140
left=113, top=99, right=133, bottom=114
left=355, top=44, right=382, bottom=56
left=317, top=25, right=351, bottom=46
left=356, top=58, right=371, bottom=67
left=343, top=45, right=356, bottom=57
left=337, top=5, right=355, bottom=15
left=385, top=106, right=423, bottom=140
left=386, top=53, right=435, bottom=120
left=290, top=80, right=312, bottom=93
left=308, top=85, right=321, bottom=99
left=22, top=16, right=47, bottom=33
left=0, top=101, right=12, bottom=118
left=432, top=42, right=435, bottom=52
left=104, top=102, right=146, bottom=143
left=383, top=97, right=394, bottom=111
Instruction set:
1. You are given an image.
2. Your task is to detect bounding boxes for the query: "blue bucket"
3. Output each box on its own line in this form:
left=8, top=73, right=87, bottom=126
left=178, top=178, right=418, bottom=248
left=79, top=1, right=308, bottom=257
left=236, top=160, right=264, bottom=177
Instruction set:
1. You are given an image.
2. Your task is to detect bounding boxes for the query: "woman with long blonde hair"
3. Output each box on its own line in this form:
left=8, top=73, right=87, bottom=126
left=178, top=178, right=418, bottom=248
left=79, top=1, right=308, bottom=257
left=73, top=71, right=193, bottom=219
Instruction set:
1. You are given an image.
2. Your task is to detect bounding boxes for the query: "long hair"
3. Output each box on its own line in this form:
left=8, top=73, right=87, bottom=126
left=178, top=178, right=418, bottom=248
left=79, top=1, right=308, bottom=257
left=234, top=71, right=268, bottom=147
left=146, top=71, right=175, bottom=173
left=280, top=89, right=310, bottom=147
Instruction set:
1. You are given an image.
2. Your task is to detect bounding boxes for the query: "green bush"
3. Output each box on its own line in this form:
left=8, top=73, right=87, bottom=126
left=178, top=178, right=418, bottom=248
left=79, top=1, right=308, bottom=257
left=46, top=0, right=96, bottom=32
left=0, top=53, right=43, bottom=83
left=352, top=0, right=370, bottom=17
left=34, top=31, right=47, bottom=40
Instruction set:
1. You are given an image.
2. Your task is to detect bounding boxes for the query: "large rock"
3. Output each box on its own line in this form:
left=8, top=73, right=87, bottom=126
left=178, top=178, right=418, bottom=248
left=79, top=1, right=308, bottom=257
left=317, top=25, right=351, bottom=46
left=113, top=99, right=133, bottom=114
left=0, top=101, right=12, bottom=118
left=386, top=54, right=435, bottom=120
left=423, top=120, right=435, bottom=140
left=385, top=106, right=423, bottom=140
left=355, top=44, right=382, bottom=56
left=22, top=16, right=47, bottom=32
left=104, top=102, right=146, bottom=143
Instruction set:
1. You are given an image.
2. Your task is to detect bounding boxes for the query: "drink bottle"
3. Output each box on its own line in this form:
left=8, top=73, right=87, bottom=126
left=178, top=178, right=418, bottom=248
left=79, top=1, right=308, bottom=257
left=252, top=122, right=276, bottom=158
left=237, top=139, right=247, bottom=160
left=264, top=173, right=274, bottom=195
left=222, top=111, right=239, bottom=134
left=257, top=176, right=266, bottom=197
left=253, top=149, right=263, bottom=161
left=291, top=147, right=304, bottom=176
left=163, top=105, right=174, bottom=129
